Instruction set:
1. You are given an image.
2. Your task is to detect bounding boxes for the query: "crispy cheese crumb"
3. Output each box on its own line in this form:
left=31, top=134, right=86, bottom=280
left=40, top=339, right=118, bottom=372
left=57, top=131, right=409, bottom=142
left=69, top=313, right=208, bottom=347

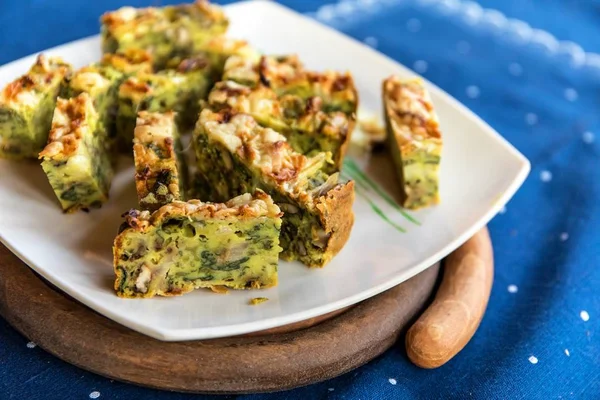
left=358, top=115, right=386, bottom=141
left=249, top=297, right=269, bottom=305
left=210, top=285, right=229, bottom=295
left=351, top=111, right=386, bottom=151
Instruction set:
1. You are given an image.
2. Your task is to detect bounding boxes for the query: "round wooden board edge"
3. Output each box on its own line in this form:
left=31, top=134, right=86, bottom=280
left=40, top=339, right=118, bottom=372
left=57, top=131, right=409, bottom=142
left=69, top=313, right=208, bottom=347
left=0, top=228, right=493, bottom=394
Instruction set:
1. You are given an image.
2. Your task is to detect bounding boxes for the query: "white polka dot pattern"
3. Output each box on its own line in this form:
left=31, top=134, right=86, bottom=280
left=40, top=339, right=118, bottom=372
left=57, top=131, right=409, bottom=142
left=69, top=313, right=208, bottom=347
left=525, top=113, right=538, bottom=126
left=540, top=170, right=552, bottom=182
left=457, top=40, right=471, bottom=54
left=406, top=18, right=422, bottom=32
left=414, top=60, right=428, bottom=73
left=466, top=85, right=480, bottom=98
left=528, top=355, right=538, bottom=364
left=508, top=62, right=523, bottom=76
left=564, top=88, right=578, bottom=102
left=311, top=0, right=600, bottom=71
left=580, top=311, right=589, bottom=322
left=364, top=36, right=378, bottom=47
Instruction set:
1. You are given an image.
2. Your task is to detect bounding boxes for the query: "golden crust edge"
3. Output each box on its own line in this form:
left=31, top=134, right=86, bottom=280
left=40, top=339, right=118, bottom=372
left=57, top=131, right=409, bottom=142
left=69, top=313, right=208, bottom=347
left=313, top=180, right=355, bottom=267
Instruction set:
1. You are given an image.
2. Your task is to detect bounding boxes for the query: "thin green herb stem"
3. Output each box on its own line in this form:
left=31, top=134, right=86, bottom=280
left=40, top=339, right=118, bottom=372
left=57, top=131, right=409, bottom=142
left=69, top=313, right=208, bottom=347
left=344, top=159, right=420, bottom=226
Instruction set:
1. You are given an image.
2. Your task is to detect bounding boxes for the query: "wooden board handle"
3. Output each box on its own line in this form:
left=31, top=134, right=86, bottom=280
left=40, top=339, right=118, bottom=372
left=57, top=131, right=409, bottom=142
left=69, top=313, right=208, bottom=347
left=405, top=228, right=494, bottom=368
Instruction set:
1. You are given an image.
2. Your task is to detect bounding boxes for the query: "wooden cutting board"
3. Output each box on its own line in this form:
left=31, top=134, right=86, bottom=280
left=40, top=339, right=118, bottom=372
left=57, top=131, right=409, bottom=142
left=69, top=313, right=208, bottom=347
left=0, top=243, right=440, bottom=394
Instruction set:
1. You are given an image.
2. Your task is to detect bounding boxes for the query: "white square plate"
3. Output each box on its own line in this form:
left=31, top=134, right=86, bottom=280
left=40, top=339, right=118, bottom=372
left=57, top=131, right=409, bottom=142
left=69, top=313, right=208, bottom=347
left=0, top=0, right=529, bottom=341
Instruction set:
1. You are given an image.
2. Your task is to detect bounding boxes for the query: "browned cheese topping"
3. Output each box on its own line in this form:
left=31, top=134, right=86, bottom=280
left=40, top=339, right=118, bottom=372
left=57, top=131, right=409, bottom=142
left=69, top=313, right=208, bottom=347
left=121, top=190, right=282, bottom=233
left=383, top=77, right=441, bottom=144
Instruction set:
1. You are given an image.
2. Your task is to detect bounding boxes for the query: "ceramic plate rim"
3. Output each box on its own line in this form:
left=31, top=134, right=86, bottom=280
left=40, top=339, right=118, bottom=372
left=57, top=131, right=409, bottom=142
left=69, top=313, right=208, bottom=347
left=0, top=0, right=530, bottom=341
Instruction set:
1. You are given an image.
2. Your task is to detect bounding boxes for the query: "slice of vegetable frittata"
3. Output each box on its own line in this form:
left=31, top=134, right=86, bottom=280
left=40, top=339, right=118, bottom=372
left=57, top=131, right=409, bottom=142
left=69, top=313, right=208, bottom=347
left=0, top=55, right=72, bottom=159
left=39, top=93, right=114, bottom=212
left=65, top=49, right=153, bottom=150
left=193, top=109, right=355, bottom=268
left=133, top=111, right=188, bottom=211
left=117, top=55, right=212, bottom=147
left=382, top=76, right=442, bottom=209
left=207, top=80, right=352, bottom=172
left=224, top=54, right=358, bottom=116
left=101, top=0, right=228, bottom=69
left=113, top=191, right=282, bottom=298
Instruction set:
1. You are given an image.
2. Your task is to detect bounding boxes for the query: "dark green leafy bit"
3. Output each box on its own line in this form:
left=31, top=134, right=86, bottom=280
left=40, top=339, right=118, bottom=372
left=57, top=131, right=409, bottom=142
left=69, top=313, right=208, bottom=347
left=148, top=142, right=168, bottom=159
left=60, top=186, right=79, bottom=202
left=117, top=266, right=128, bottom=293
left=161, top=218, right=184, bottom=233
left=200, top=250, right=217, bottom=267
left=201, top=251, right=249, bottom=271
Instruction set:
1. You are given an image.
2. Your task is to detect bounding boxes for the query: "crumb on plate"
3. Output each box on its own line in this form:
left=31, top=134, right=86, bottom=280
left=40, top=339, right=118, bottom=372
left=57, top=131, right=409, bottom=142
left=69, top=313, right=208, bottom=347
left=249, top=297, right=269, bottom=305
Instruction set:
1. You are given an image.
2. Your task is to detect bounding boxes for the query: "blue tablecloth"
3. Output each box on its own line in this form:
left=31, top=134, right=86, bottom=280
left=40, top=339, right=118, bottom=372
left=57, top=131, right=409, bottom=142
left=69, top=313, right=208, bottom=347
left=1, top=1, right=599, bottom=398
